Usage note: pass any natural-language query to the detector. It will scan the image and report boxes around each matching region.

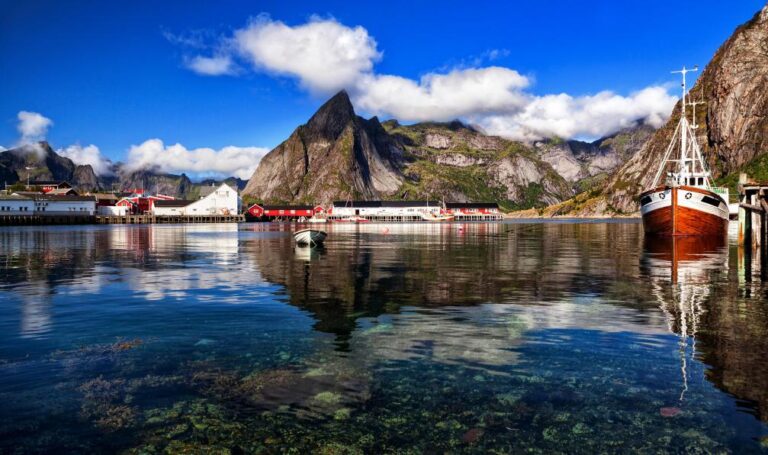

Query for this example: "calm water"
[1,221,767,453]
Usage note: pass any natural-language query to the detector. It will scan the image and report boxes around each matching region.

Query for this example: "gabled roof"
[47,188,78,196]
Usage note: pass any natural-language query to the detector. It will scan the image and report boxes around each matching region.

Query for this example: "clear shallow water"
[0,221,767,453]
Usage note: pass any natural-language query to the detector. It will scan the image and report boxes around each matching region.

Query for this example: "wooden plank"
[740,203,765,213]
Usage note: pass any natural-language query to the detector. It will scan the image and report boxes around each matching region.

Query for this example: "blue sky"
[0,0,764,179]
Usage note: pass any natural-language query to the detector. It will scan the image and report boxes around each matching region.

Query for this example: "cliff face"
[118,170,195,198]
[535,124,655,190]
[243,91,403,204]
[385,121,573,209]
[592,5,768,214]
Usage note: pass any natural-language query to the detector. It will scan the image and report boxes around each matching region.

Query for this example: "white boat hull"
[294,229,327,246]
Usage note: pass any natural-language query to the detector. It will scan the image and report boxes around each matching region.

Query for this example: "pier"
[738,174,768,280]
[0,214,245,226]
[95,214,245,224]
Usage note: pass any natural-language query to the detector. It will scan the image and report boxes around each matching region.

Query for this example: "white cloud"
[17,111,52,143]
[57,144,114,176]
[185,55,237,76]
[126,139,269,180]
[232,15,381,93]
[477,86,677,141]
[175,16,677,141]
[354,67,531,122]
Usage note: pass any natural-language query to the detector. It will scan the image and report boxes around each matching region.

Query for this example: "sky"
[0,0,765,180]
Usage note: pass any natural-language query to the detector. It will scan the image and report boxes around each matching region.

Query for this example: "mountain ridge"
[243,91,652,209]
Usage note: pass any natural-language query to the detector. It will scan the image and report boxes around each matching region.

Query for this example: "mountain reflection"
[0,222,767,427]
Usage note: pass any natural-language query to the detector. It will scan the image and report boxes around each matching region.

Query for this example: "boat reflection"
[642,235,728,402]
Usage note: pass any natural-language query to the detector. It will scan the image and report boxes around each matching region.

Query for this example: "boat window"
[701,195,722,207]
[698,177,704,185]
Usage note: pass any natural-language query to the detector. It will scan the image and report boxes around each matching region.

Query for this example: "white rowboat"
[294,229,327,246]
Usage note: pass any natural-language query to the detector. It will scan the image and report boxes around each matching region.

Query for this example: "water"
[0,221,767,453]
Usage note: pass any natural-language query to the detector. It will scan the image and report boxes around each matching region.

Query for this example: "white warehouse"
[152,183,240,217]
[3,194,96,215]
[33,195,97,215]
[0,195,35,214]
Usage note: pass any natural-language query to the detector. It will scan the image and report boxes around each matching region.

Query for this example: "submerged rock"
[659,407,681,418]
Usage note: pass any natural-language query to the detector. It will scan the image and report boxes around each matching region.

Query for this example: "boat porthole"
[685,192,692,199]
[659,192,665,199]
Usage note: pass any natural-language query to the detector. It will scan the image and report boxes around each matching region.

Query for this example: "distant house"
[116,194,175,214]
[29,181,72,193]
[151,183,240,216]
[329,201,442,219]
[247,204,317,220]
[46,188,79,196]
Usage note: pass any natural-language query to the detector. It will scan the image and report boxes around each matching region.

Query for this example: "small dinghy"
[294,229,327,246]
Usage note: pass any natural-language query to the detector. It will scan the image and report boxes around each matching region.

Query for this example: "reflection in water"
[642,236,728,403]
[0,222,767,452]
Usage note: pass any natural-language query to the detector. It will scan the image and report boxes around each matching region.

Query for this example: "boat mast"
[671,66,697,178]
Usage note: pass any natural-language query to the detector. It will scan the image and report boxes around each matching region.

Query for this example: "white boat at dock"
[294,229,327,246]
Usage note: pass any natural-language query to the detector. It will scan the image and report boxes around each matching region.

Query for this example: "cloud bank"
[57,144,115,176]
[179,16,677,141]
[125,139,269,180]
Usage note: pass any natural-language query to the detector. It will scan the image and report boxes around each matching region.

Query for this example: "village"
[0,180,504,224]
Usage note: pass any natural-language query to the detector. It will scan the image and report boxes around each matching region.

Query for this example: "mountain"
[534,124,655,193]
[0,142,244,199]
[243,91,636,209]
[550,5,768,216]
[243,90,403,204]
[0,142,101,190]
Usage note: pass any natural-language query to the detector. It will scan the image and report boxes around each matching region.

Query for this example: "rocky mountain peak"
[305,89,356,140]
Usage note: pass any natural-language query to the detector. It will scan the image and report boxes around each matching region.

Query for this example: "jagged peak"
[306,90,356,140]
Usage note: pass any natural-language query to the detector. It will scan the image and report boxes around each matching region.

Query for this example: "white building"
[0,195,35,214]
[32,195,97,215]
[330,201,442,220]
[152,183,240,216]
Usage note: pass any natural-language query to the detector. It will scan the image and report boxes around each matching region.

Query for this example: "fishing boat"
[294,229,327,246]
[334,215,370,223]
[639,66,729,236]
[420,212,455,222]
[307,216,327,224]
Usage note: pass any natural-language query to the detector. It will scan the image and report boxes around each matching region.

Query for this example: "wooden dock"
[738,174,768,280]
[95,214,245,224]
[0,214,245,226]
